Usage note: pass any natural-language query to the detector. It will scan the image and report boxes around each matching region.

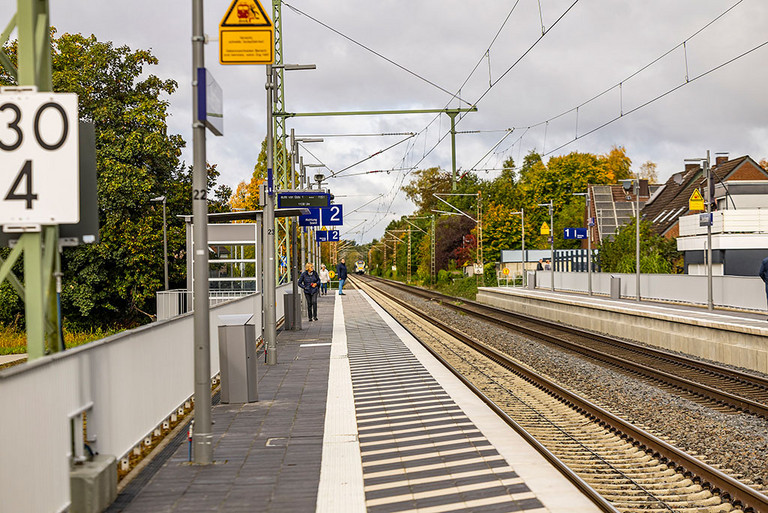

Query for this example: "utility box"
[218,314,258,403]
[527,271,536,290]
[610,276,621,299]
[70,454,117,513]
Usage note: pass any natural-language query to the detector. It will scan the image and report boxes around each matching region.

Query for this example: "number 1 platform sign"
[0,90,79,226]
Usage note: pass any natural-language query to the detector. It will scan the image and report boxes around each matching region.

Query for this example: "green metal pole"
[448,110,458,191]
[15,0,61,359]
[23,233,45,359]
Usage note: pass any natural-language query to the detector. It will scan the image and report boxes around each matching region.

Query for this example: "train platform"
[478,286,768,375]
[110,289,599,513]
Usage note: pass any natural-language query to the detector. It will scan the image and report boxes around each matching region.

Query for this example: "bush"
[437,269,451,285]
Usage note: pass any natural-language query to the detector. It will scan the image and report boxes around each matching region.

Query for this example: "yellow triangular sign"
[689,189,704,211]
[221,0,273,27]
[540,222,550,235]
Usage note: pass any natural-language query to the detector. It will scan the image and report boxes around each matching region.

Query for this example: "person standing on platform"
[319,264,330,296]
[336,258,348,295]
[536,259,544,271]
[299,262,320,321]
[759,256,768,319]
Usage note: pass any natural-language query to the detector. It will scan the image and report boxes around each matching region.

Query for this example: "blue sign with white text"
[316,230,340,242]
[321,204,343,226]
[299,207,321,227]
[563,227,588,240]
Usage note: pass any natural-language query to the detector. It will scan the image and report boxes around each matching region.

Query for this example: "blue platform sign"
[321,204,343,226]
[564,227,588,240]
[316,230,340,242]
[197,68,223,136]
[299,207,321,227]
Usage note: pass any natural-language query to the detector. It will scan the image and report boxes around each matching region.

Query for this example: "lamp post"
[150,196,168,290]
[265,64,315,363]
[289,133,324,330]
[191,0,211,465]
[537,201,554,291]
[572,192,592,296]
[510,209,525,287]
[621,179,641,301]
[685,153,713,310]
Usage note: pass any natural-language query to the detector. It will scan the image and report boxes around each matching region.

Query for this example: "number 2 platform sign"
[0,90,79,226]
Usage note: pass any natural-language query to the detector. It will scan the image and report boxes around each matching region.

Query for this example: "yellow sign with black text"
[219,0,274,65]
[540,222,550,235]
[689,189,704,211]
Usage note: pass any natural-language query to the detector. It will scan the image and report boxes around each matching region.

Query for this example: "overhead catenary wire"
[282,1,473,107]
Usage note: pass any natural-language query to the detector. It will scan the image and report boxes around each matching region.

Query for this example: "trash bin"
[610,276,621,299]
[527,271,536,290]
[218,314,258,403]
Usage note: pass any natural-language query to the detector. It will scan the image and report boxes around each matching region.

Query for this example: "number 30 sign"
[0,90,79,226]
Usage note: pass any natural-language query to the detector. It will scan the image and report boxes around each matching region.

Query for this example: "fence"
[0,283,292,513]
[156,289,257,320]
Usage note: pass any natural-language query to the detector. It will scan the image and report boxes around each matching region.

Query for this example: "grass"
[0,324,118,355]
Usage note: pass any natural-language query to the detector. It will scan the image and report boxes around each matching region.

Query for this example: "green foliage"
[437,269,451,285]
[1,32,231,329]
[600,219,680,273]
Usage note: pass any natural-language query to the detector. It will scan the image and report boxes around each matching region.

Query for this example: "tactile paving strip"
[344,292,548,513]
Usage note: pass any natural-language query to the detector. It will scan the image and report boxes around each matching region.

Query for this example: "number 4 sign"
[0,90,79,226]
[320,204,343,226]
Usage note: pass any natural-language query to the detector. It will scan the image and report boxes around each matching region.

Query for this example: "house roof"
[642,155,768,236]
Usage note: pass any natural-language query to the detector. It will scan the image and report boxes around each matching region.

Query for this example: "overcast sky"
[47,0,768,242]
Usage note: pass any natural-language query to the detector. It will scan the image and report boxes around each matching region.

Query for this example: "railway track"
[353,276,768,513]
[363,276,768,419]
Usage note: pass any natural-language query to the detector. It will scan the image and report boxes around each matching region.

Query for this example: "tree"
[2,32,230,328]
[637,161,658,183]
[602,145,632,182]
[600,219,680,273]
[401,167,452,214]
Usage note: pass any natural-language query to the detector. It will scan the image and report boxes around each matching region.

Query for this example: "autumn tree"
[636,161,658,182]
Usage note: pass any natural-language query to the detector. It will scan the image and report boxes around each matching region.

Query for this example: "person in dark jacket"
[759,256,768,319]
[299,262,321,321]
[336,258,348,295]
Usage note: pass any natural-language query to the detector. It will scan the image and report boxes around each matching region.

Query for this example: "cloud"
[48,0,768,243]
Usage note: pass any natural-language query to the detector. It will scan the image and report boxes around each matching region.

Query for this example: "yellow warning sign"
[220,0,274,65]
[540,222,550,235]
[689,189,704,211]
[502,267,510,276]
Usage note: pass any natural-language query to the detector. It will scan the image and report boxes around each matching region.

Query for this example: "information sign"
[320,204,343,226]
[277,192,330,209]
[315,230,340,242]
[219,0,274,65]
[0,90,79,225]
[689,189,704,211]
[298,207,320,227]
[563,227,587,239]
[197,68,223,136]
[699,213,713,227]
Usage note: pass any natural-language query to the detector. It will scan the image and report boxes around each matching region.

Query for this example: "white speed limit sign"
[0,89,79,226]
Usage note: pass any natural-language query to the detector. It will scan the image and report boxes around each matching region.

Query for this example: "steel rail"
[357,276,768,512]
[354,279,620,513]
[366,276,768,418]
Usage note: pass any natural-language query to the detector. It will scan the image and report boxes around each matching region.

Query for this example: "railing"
[679,209,768,236]
[532,271,765,312]
[0,283,293,513]
[156,289,257,321]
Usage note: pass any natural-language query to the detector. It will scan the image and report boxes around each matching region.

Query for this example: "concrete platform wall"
[477,287,768,375]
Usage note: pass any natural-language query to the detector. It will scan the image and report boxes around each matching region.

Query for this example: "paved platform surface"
[110,288,597,513]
